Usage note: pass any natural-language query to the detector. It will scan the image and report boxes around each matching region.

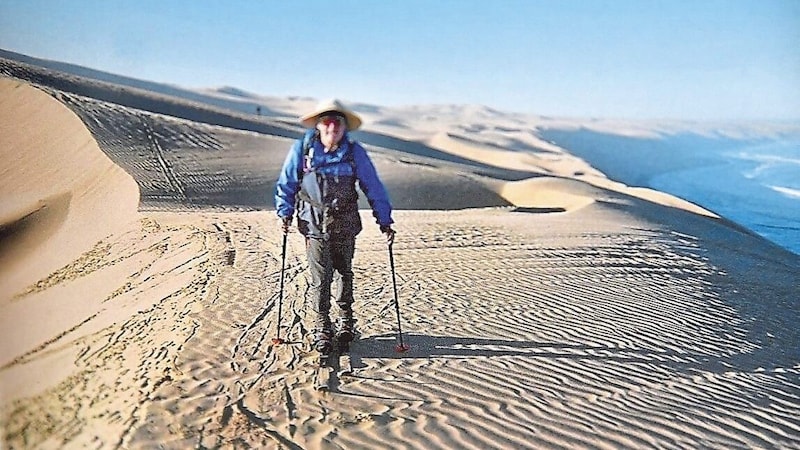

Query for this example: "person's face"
[316,114,347,149]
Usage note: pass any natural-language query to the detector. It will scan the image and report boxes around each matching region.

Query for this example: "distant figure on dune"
[275,99,395,353]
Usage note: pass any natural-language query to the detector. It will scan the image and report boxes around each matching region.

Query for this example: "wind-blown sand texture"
[1,57,799,449]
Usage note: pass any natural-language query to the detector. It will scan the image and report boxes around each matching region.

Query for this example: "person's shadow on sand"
[345,332,797,379]
[352,334,694,363]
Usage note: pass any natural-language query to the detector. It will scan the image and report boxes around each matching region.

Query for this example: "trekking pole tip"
[394,343,410,353]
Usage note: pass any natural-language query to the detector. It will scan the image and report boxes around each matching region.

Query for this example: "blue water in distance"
[539,129,800,255]
[649,140,800,255]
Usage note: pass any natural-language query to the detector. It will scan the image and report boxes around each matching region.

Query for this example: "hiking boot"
[335,318,356,343]
[313,329,333,354]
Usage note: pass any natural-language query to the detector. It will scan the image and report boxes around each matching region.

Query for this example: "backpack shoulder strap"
[300,129,318,175]
[302,129,317,153]
[301,130,358,174]
[343,136,358,172]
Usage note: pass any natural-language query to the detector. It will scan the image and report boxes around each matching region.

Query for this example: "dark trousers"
[305,236,355,331]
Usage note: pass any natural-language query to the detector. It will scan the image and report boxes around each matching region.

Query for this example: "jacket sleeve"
[352,142,394,227]
[274,139,303,218]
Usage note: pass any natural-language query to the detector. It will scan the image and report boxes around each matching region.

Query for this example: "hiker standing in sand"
[275,99,395,353]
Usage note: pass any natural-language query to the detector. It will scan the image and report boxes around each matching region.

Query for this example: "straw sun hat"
[299,99,363,131]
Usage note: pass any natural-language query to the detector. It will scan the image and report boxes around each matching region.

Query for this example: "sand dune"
[0,77,139,300]
[1,64,799,449]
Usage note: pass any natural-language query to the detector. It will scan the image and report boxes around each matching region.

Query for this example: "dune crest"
[0,78,140,301]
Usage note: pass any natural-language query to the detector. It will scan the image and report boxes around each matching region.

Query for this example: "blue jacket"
[275,130,393,238]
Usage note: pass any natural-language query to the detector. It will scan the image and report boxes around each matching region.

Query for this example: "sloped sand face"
[0,78,140,298]
[0,77,143,385]
[1,73,799,449]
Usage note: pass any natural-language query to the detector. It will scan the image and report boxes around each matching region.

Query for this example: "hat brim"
[300,105,362,131]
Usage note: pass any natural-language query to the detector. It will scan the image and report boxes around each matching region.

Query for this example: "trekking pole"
[388,241,410,353]
[272,232,288,345]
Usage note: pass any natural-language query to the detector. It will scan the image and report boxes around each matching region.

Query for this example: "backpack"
[295,130,362,238]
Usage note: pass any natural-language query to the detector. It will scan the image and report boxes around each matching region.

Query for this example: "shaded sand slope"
[0,77,139,299]
[42,87,516,212]
[1,69,799,449]
[0,54,299,139]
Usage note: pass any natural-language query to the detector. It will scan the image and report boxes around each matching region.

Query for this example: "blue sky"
[1,0,798,120]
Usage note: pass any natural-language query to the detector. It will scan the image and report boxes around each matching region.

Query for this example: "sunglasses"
[318,115,346,127]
